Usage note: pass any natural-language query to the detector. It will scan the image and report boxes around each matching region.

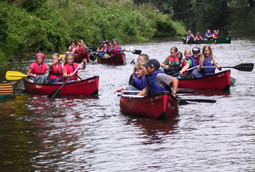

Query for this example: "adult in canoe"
[138,59,178,97]
[161,47,182,76]
[63,53,87,83]
[48,53,64,84]
[186,29,195,44]
[26,52,49,84]
[204,29,213,40]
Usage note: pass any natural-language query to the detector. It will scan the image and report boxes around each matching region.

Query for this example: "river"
[0,39,255,171]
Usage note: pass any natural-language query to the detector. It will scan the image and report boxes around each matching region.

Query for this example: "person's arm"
[161,57,169,68]
[27,68,36,78]
[171,77,178,97]
[137,86,149,96]
[79,59,87,70]
[179,63,190,75]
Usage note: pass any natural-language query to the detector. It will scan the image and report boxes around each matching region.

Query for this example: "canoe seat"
[0,84,13,95]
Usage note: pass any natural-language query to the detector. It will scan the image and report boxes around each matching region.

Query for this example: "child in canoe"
[27,52,49,84]
[213,29,219,39]
[48,53,64,84]
[194,32,202,41]
[197,45,221,77]
[161,46,182,76]
[178,48,192,79]
[186,29,195,44]
[179,47,201,78]
[114,63,147,93]
[138,59,178,97]
[63,53,87,83]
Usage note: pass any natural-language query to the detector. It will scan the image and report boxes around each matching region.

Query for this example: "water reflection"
[126,117,179,144]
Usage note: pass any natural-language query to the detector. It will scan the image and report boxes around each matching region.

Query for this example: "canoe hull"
[182,35,231,44]
[178,70,231,90]
[120,92,179,120]
[97,53,126,65]
[74,52,90,63]
[24,76,99,96]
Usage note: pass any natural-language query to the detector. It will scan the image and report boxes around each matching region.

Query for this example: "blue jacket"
[146,70,171,94]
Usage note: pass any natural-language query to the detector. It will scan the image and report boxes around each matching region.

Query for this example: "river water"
[0,39,255,171]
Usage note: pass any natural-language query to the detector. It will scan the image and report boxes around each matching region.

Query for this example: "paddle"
[164,65,198,77]
[177,97,216,105]
[5,71,28,80]
[201,63,254,72]
[48,62,84,98]
[110,49,141,54]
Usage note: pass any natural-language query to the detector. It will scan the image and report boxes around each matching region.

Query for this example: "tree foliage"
[0,0,186,67]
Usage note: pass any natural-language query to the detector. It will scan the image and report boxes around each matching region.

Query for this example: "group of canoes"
[2,38,254,120]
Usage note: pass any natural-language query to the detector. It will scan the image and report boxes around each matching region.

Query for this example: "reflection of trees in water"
[0,95,37,171]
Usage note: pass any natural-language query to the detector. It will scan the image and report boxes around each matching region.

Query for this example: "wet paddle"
[48,62,84,98]
[5,71,28,80]
[201,63,254,72]
[178,98,216,105]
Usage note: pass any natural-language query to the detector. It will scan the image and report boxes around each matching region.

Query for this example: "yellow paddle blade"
[60,54,65,59]
[5,71,28,80]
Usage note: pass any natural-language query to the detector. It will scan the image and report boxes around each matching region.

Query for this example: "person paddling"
[197,45,222,76]
[108,38,122,57]
[186,29,195,44]
[204,29,213,40]
[48,53,64,84]
[179,47,201,79]
[27,52,49,84]
[137,59,178,97]
[63,53,87,83]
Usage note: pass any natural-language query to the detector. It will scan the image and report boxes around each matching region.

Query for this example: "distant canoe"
[182,35,231,44]
[0,83,15,100]
[120,91,179,120]
[73,52,90,63]
[177,70,231,90]
[97,53,126,65]
[24,76,99,96]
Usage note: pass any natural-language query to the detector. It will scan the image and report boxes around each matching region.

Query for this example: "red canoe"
[97,53,126,65]
[178,70,231,90]
[120,91,179,120]
[74,52,90,63]
[24,76,99,96]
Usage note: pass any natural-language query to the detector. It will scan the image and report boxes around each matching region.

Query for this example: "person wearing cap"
[161,47,182,76]
[137,59,178,97]
[179,47,202,78]
[26,52,49,84]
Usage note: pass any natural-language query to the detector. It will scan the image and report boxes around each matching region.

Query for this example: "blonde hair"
[65,53,74,61]
[133,63,143,72]
[139,54,149,64]
[52,53,59,58]
[199,45,216,66]
[184,48,191,56]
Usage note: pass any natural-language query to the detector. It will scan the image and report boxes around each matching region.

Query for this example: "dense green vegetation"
[0,0,186,67]
[1,0,254,67]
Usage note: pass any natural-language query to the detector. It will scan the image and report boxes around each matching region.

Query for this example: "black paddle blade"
[47,90,59,98]
[132,50,142,54]
[234,63,254,71]
[178,98,216,105]
[89,52,98,61]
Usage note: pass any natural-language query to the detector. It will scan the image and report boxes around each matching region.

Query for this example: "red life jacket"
[31,62,48,76]
[48,64,63,80]
[169,55,180,65]
[63,63,79,81]
[213,33,218,39]
[109,45,121,55]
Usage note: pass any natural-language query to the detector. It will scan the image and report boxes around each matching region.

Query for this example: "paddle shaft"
[201,63,254,72]
[48,62,84,98]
